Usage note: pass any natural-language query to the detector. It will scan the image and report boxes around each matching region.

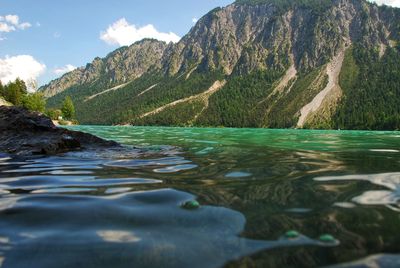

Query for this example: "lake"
[1,126,400,267]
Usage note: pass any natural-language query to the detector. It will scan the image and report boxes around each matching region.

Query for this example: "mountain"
[41,0,400,130]
[42,39,168,98]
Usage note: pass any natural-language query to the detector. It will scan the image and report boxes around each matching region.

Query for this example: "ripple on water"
[45,170,94,175]
[194,147,214,155]
[225,171,252,178]
[3,166,101,173]
[31,188,96,194]
[285,208,312,213]
[105,157,191,169]
[104,187,132,194]
[369,149,400,153]
[0,175,162,191]
[333,202,356,209]
[0,189,338,268]
[153,164,198,173]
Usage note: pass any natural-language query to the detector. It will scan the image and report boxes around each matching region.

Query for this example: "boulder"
[0,106,119,155]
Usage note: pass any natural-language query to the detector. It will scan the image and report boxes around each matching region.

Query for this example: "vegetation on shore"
[0,79,46,112]
[0,79,77,125]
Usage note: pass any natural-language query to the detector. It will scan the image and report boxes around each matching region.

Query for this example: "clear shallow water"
[1,126,400,267]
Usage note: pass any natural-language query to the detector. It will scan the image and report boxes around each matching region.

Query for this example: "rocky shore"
[0,106,119,155]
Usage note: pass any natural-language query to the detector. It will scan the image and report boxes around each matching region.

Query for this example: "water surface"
[1,126,400,267]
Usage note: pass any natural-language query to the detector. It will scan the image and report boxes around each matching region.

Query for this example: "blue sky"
[0,0,234,88]
[0,0,398,89]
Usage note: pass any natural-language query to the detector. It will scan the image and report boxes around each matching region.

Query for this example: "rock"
[0,106,119,155]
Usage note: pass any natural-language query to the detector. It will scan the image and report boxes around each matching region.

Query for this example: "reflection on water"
[97,230,141,243]
[315,173,400,211]
[1,126,400,267]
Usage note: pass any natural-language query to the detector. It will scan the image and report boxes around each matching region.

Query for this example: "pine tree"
[22,93,46,113]
[15,78,28,95]
[2,79,28,105]
[61,96,75,120]
[5,82,23,105]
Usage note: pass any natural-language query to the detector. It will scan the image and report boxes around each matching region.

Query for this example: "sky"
[0,0,399,90]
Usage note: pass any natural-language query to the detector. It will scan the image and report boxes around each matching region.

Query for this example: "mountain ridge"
[41,0,400,130]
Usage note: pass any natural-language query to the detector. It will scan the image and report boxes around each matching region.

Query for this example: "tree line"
[0,78,76,123]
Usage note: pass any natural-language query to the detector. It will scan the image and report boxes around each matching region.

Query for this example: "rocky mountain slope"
[42,39,167,98]
[41,0,400,130]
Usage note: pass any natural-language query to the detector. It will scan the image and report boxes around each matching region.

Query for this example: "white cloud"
[18,22,31,30]
[53,64,76,75]
[0,14,31,37]
[192,18,198,24]
[5,15,19,25]
[370,0,400,7]
[100,18,180,46]
[0,23,15,32]
[0,55,46,92]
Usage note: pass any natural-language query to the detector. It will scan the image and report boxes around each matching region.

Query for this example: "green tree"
[2,78,28,105]
[15,78,28,95]
[22,93,46,113]
[45,109,62,120]
[61,96,75,120]
[5,82,23,105]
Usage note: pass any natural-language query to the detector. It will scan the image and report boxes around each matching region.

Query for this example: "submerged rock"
[0,106,119,155]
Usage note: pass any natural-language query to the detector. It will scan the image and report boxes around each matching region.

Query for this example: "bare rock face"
[0,106,119,155]
[162,0,400,75]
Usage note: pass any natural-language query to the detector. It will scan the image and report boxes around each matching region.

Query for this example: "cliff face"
[165,0,399,73]
[41,0,400,129]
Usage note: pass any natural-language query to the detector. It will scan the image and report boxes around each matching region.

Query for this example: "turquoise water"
[1,126,400,267]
